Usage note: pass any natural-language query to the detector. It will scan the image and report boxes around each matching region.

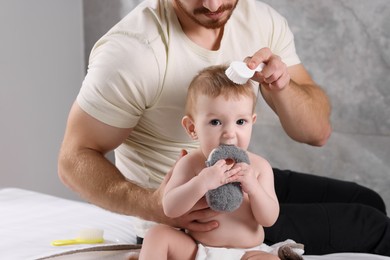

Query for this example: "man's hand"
[246,47,290,91]
[244,47,332,146]
[171,197,220,232]
[152,149,220,232]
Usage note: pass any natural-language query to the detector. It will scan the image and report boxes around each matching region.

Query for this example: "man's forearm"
[261,80,332,146]
[58,147,161,221]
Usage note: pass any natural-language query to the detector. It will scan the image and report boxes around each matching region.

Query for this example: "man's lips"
[204,10,224,19]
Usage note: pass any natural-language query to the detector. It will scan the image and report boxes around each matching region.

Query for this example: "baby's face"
[192,93,256,158]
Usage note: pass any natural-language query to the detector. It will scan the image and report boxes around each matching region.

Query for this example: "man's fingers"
[185,207,220,232]
[190,207,220,220]
[247,48,272,69]
[186,219,219,232]
[172,207,219,232]
[191,197,210,211]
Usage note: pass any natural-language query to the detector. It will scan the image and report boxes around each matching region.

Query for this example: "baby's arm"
[232,154,279,226]
[162,156,207,218]
[163,154,239,218]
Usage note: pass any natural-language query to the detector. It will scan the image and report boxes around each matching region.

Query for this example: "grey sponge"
[205,144,250,212]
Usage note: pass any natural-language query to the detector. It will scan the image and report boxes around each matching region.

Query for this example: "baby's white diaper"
[195,239,304,260]
[195,243,272,260]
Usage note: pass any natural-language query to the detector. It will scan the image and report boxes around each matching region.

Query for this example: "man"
[59,0,389,255]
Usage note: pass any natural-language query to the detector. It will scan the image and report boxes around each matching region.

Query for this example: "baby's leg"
[139,224,197,260]
[241,250,280,260]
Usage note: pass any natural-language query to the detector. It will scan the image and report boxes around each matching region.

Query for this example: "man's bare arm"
[58,102,158,217]
[58,102,218,231]
[249,48,332,146]
[261,64,331,146]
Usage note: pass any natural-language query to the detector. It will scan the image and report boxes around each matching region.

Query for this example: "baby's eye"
[236,119,246,125]
[210,119,222,126]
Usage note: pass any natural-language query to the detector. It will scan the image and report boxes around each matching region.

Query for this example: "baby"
[139,65,291,260]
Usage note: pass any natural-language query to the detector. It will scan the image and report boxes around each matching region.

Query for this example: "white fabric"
[196,243,271,260]
[0,188,137,260]
[77,0,301,188]
[1,188,390,260]
[195,239,304,260]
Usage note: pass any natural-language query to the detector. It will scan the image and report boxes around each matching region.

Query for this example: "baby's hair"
[185,64,257,116]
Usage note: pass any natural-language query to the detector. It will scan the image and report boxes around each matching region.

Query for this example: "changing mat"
[0,188,139,259]
[1,188,389,260]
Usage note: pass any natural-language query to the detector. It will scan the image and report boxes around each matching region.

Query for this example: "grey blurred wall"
[83,0,390,211]
[253,0,390,211]
[0,0,84,201]
[2,0,387,211]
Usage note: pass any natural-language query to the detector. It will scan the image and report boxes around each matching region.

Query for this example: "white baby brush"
[225,61,265,84]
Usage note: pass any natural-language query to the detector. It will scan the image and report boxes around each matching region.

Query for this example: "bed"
[1,188,389,260]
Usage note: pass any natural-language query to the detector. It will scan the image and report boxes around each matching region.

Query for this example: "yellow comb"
[51,228,104,246]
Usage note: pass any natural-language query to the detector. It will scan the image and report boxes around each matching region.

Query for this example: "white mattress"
[0,188,138,259]
[0,188,389,260]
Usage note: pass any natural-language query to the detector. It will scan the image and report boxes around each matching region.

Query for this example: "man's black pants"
[264,168,390,256]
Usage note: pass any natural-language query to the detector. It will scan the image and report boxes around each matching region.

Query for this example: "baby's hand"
[198,159,241,191]
[229,163,258,195]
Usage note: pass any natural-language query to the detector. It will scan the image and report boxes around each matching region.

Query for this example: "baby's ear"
[182,116,197,140]
[252,113,257,124]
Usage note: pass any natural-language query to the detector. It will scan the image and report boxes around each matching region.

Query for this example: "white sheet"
[1,188,389,260]
[0,188,137,259]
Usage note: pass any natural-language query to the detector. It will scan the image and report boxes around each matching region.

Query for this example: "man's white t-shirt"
[78,0,300,188]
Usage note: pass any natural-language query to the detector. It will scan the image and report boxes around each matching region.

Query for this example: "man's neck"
[185,26,224,51]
